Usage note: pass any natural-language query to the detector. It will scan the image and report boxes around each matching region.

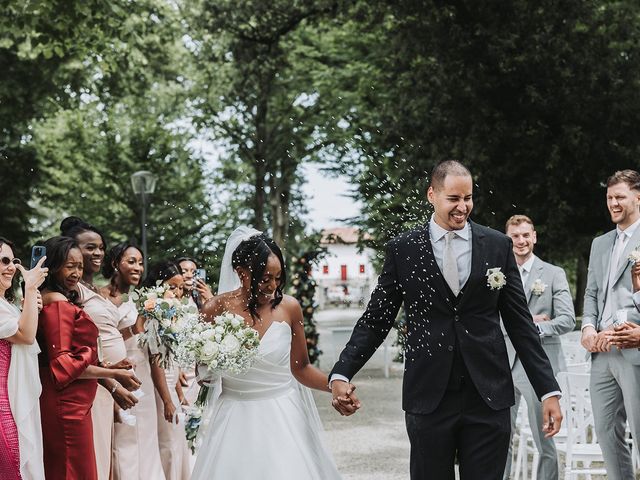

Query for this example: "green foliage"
[289,249,325,364]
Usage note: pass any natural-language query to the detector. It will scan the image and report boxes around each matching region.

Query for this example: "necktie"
[443,232,459,296]
[601,232,628,329]
[520,266,528,289]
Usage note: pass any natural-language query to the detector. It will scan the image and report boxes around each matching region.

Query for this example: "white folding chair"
[555,372,606,480]
[561,343,589,366]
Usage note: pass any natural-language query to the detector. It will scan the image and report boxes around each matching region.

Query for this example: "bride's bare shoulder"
[201,292,238,321]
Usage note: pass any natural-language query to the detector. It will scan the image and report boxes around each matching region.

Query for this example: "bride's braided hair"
[232,233,285,323]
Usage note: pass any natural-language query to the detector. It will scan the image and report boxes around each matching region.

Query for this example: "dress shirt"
[429,216,472,291]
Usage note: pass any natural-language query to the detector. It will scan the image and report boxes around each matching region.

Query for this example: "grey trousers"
[503,358,559,480]
[591,348,640,480]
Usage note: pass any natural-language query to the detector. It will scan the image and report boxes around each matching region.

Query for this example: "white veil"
[217,226,262,294]
[194,226,262,452]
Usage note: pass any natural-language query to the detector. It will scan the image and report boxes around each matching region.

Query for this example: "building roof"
[321,227,371,245]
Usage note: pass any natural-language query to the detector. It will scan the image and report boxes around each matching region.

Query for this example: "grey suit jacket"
[505,256,576,374]
[583,228,640,365]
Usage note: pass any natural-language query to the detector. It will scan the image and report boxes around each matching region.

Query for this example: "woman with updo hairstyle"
[100,243,166,480]
[143,261,190,480]
[192,230,342,479]
[37,236,141,480]
[61,217,138,479]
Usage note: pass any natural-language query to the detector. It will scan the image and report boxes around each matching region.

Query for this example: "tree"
[0,0,189,254]
[324,0,640,312]
[185,0,347,249]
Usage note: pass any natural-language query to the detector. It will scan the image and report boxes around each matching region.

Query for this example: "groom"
[330,161,562,479]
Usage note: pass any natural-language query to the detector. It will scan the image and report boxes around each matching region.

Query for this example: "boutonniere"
[486,267,506,290]
[628,247,640,263]
[531,279,547,296]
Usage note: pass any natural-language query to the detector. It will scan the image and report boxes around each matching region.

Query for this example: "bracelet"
[111,383,118,394]
[128,326,135,337]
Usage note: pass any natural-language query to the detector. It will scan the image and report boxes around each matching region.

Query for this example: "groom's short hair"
[607,169,640,191]
[505,215,534,232]
[429,160,472,191]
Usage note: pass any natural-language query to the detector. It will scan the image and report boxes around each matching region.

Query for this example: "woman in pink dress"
[102,243,166,480]
[0,237,47,480]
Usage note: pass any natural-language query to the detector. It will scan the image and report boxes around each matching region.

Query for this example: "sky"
[301,163,362,229]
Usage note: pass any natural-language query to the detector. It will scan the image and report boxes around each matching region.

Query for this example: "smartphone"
[30,245,46,269]
[195,268,207,283]
[192,268,207,302]
[22,245,47,296]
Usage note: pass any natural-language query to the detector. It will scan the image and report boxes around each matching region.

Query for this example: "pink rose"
[144,298,156,311]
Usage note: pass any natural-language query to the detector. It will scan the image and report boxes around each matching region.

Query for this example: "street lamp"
[131,171,157,272]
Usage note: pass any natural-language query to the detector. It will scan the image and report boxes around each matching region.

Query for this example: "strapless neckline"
[255,320,290,341]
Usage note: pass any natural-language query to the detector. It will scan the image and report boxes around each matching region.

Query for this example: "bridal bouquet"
[177,312,260,452]
[176,312,260,375]
[130,285,198,367]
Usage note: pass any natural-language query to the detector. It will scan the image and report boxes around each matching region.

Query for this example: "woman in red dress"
[37,236,141,480]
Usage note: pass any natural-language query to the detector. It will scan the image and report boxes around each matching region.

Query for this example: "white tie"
[601,232,628,329]
[443,232,459,296]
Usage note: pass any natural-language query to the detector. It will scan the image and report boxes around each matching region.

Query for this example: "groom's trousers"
[405,359,510,480]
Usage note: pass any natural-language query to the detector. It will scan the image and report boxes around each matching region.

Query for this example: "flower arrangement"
[531,278,547,296]
[176,312,260,452]
[129,285,197,367]
[628,249,640,263]
[183,403,203,454]
[176,311,260,375]
[486,267,507,290]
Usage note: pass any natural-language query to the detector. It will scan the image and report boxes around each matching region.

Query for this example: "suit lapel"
[612,226,640,286]
[419,224,453,302]
[525,258,543,304]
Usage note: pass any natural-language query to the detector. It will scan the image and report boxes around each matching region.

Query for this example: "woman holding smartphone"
[176,257,213,310]
[37,236,141,480]
[61,217,139,479]
[0,237,47,480]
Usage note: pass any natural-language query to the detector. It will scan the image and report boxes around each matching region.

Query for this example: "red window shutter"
[341,265,347,281]
[359,264,365,274]
[322,265,329,275]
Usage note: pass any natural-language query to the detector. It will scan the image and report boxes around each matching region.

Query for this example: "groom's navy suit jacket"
[331,221,560,414]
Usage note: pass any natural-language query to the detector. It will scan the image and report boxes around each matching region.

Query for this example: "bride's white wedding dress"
[191,320,342,479]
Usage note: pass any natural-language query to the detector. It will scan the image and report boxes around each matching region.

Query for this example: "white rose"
[215,333,222,343]
[200,341,220,362]
[230,316,242,328]
[215,316,225,325]
[486,267,506,290]
[214,325,225,335]
[220,334,241,354]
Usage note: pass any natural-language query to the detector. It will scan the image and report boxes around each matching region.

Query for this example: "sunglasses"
[0,257,21,266]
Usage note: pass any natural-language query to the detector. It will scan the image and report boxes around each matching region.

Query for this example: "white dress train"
[191,320,342,479]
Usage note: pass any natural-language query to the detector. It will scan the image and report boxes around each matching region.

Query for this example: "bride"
[191,227,345,479]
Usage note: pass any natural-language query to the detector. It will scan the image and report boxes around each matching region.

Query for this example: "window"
[322,265,329,275]
[359,264,365,274]
[341,265,347,281]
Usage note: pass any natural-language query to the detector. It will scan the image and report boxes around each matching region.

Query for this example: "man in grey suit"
[581,169,640,480]
[502,215,575,480]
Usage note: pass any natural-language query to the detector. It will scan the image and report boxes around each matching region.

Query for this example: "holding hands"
[607,322,640,349]
[330,380,361,416]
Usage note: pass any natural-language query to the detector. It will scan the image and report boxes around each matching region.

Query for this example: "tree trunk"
[252,94,269,231]
[575,251,588,318]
